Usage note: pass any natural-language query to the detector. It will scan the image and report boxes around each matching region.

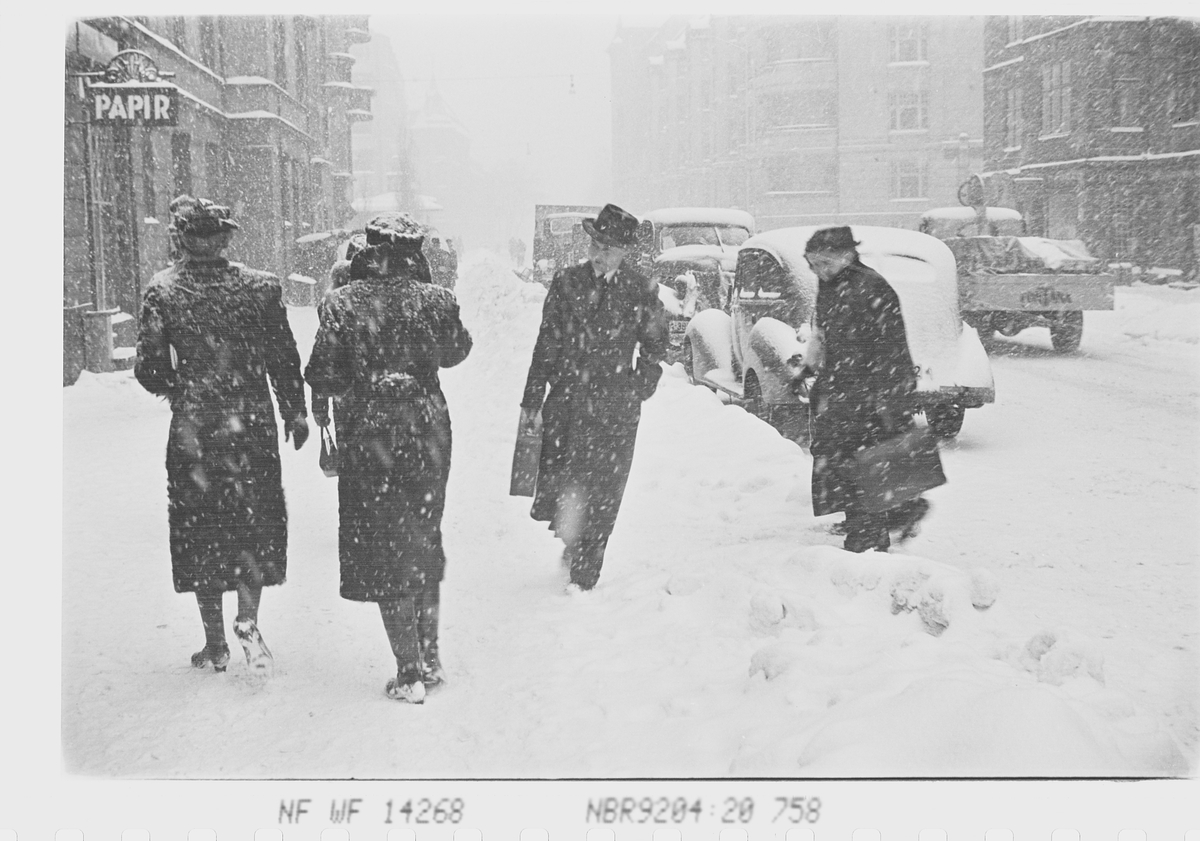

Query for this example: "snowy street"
[61,253,1198,777]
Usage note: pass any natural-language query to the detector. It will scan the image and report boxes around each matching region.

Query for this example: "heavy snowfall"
[61,251,1197,778]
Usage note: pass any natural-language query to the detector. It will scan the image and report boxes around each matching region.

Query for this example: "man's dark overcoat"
[810,258,917,515]
[521,261,669,547]
[305,272,472,602]
[135,257,307,593]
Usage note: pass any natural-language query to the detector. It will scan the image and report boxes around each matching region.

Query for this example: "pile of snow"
[59,249,1190,777]
[1118,285,1200,344]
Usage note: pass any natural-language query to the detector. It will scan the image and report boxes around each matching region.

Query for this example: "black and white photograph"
[47,9,1199,784]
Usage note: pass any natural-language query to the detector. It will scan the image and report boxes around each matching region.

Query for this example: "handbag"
[846,426,946,513]
[509,414,542,497]
[319,426,339,478]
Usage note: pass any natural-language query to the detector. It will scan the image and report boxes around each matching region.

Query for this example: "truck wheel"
[926,403,965,439]
[964,312,995,340]
[1050,311,1083,353]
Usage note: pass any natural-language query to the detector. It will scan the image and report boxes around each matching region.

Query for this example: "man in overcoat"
[520,203,669,591]
[805,226,929,553]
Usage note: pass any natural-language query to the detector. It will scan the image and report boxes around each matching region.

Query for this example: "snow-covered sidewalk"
[61,254,1194,777]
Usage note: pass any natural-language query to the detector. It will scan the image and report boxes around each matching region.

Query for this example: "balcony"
[326,52,356,84]
[322,81,374,113]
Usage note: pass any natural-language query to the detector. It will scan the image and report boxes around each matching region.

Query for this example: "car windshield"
[659,224,751,250]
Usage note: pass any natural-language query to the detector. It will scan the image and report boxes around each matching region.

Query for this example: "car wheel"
[1050,311,1083,353]
[926,403,965,439]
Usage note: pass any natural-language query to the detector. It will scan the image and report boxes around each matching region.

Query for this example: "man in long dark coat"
[806,226,928,553]
[135,196,309,674]
[520,203,669,591]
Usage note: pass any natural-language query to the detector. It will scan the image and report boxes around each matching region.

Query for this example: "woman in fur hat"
[305,212,473,704]
[135,195,309,675]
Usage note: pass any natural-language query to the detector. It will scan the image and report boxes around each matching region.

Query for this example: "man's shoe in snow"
[421,648,446,690]
[190,642,230,672]
[233,619,273,675]
[386,669,426,704]
[565,581,594,595]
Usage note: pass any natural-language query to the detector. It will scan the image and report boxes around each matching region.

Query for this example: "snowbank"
[1118,285,1200,344]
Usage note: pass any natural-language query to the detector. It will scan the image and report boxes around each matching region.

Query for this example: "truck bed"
[960,273,1117,312]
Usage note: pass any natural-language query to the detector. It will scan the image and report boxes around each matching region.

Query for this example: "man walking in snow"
[520,203,669,591]
[805,225,930,553]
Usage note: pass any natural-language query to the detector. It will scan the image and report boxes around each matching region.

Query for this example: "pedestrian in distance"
[134,195,309,676]
[519,203,669,592]
[305,212,473,705]
[804,226,931,553]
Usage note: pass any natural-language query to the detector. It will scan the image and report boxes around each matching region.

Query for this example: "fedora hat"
[582,203,639,249]
[805,226,860,253]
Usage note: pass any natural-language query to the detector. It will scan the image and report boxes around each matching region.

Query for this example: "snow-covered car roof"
[741,226,966,389]
[654,244,740,272]
[642,207,755,229]
[920,206,1024,223]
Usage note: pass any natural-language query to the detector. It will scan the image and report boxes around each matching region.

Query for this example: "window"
[1167,77,1197,123]
[171,132,192,198]
[891,158,928,199]
[141,131,157,218]
[198,17,218,71]
[765,153,836,193]
[889,91,928,130]
[273,17,289,91]
[1007,16,1024,44]
[204,143,224,202]
[1005,86,1023,147]
[889,22,927,62]
[1113,78,1144,126]
[1041,61,1072,135]
[761,89,837,130]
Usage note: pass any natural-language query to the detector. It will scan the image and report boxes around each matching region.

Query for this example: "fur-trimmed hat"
[169,195,239,235]
[365,212,425,246]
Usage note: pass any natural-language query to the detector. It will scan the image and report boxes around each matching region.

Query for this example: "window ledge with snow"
[887,61,930,68]
[1003,146,1022,154]
[889,129,930,136]
[890,197,929,203]
[765,190,835,196]
[1172,121,1199,129]
[1109,127,1145,133]
[1038,132,1070,141]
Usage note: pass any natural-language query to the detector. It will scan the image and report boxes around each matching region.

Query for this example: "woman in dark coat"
[305,212,472,704]
[805,226,926,553]
[135,195,309,674]
[520,203,669,592]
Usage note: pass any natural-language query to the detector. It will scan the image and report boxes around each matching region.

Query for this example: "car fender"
[746,317,806,406]
[684,308,733,380]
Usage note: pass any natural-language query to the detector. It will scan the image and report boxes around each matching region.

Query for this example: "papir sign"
[91,87,178,126]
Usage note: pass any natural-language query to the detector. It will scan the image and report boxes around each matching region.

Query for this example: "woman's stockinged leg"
[380,597,426,703]
[233,579,272,673]
[417,583,444,686]
[236,581,262,623]
[192,590,231,671]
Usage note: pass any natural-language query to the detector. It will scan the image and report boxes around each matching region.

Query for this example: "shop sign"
[87,50,178,127]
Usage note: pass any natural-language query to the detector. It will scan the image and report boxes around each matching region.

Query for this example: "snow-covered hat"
[582,204,639,249]
[805,226,859,253]
[169,195,239,235]
[365,212,425,246]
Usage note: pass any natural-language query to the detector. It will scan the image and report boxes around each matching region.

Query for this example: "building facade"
[64,15,373,384]
[981,16,1199,271]
[609,16,985,230]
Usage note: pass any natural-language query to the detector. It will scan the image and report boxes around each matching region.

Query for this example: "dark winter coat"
[134,257,307,593]
[305,272,472,602]
[521,261,669,545]
[810,258,917,516]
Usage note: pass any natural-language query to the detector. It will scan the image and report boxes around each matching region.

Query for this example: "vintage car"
[531,204,602,286]
[637,207,755,363]
[684,226,995,441]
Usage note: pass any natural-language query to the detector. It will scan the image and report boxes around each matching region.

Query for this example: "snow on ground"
[61,253,1195,777]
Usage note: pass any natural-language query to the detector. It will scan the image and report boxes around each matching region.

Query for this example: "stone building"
[980,16,1199,272]
[64,15,373,384]
[609,16,985,230]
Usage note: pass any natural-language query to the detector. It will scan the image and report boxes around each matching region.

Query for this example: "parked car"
[684,225,995,441]
[531,204,602,286]
[637,207,755,364]
[919,204,1118,353]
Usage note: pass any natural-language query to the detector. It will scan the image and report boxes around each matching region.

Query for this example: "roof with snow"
[643,207,755,229]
